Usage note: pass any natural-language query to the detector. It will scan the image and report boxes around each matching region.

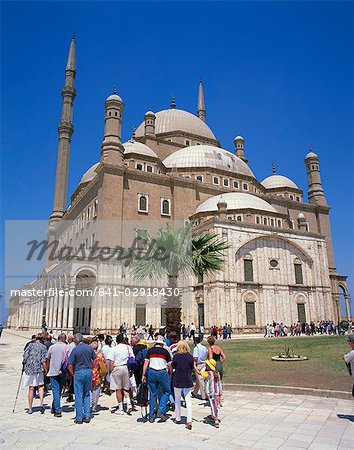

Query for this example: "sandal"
[185,422,192,430]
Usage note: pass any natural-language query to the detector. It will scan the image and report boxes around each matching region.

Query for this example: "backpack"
[126,345,138,372]
[136,382,149,407]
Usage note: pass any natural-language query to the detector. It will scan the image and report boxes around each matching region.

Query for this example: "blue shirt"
[67,342,96,371]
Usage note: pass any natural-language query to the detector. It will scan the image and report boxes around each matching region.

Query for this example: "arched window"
[138,194,148,213]
[263,217,267,225]
[136,163,143,171]
[277,219,281,227]
[146,166,153,173]
[256,216,260,225]
[270,218,275,227]
[294,259,303,284]
[236,215,242,221]
[244,255,254,282]
[161,198,171,216]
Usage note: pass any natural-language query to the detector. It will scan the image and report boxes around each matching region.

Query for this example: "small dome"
[106,93,123,102]
[135,108,216,140]
[80,162,99,184]
[196,192,277,214]
[145,110,155,117]
[163,145,255,177]
[123,141,158,158]
[305,151,318,159]
[297,212,306,221]
[234,135,244,141]
[261,174,299,190]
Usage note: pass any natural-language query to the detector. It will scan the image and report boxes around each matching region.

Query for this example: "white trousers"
[174,387,193,423]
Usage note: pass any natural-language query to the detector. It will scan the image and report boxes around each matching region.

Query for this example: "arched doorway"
[339,284,351,320]
[73,270,96,334]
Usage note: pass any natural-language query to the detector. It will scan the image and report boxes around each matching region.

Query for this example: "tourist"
[97,334,105,352]
[192,336,208,400]
[67,333,97,424]
[107,333,134,415]
[90,339,106,412]
[169,331,179,356]
[207,336,226,379]
[199,324,205,341]
[172,340,194,430]
[101,335,113,394]
[135,339,149,386]
[22,333,47,414]
[222,324,228,340]
[344,334,354,397]
[227,324,232,339]
[200,358,222,428]
[190,323,196,343]
[147,324,154,340]
[142,335,172,422]
[46,333,68,417]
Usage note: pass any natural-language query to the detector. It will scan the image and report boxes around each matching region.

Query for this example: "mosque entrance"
[73,271,95,334]
[297,303,306,323]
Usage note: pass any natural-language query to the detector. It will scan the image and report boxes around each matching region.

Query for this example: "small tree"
[131,222,229,335]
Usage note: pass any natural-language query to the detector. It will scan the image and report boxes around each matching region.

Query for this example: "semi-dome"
[135,108,216,140]
[196,192,277,214]
[163,145,255,177]
[123,141,158,158]
[80,162,99,184]
[261,174,299,190]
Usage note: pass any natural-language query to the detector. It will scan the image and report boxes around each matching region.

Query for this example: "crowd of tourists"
[263,320,353,338]
[21,329,226,429]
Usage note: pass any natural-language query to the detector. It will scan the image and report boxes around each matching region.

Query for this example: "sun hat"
[138,339,148,347]
[205,358,216,371]
[154,335,165,345]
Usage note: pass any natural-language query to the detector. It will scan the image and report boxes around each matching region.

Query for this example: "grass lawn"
[207,336,353,391]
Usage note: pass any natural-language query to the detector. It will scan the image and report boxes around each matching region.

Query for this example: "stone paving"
[0,330,353,449]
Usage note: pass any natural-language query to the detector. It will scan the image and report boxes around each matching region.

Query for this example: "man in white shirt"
[192,336,208,399]
[344,334,354,397]
[107,334,134,414]
[46,333,68,417]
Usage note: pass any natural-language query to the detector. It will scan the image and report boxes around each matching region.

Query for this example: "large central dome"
[135,108,216,140]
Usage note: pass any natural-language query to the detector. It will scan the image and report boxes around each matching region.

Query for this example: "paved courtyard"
[0,330,353,450]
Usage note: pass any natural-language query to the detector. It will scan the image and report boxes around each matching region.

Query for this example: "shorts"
[110,365,130,391]
[23,372,44,387]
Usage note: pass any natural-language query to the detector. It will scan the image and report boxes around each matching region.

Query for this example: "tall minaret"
[305,147,327,206]
[100,86,125,164]
[50,35,76,222]
[197,79,206,122]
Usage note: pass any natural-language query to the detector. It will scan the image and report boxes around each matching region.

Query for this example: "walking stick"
[12,368,24,413]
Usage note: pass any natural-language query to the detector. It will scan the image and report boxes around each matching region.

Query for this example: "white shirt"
[193,343,208,364]
[101,344,112,359]
[344,349,354,379]
[106,343,133,367]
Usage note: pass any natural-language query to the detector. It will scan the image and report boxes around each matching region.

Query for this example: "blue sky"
[1,1,353,321]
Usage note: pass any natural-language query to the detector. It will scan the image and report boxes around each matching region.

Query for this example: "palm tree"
[131,222,229,335]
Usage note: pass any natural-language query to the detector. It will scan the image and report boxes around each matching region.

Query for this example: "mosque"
[7,36,351,334]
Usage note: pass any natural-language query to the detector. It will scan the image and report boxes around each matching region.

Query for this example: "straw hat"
[205,358,216,371]
[138,339,148,347]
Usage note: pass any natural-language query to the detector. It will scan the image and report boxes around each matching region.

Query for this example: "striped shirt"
[145,344,171,370]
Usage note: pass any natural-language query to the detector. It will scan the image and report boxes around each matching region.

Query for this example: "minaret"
[100,86,125,164]
[144,110,156,136]
[197,79,206,122]
[234,135,248,163]
[50,35,76,221]
[305,146,327,206]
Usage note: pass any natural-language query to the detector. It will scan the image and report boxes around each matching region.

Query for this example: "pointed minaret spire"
[272,162,276,174]
[50,35,77,222]
[132,125,136,140]
[197,79,206,122]
[171,95,176,109]
[113,84,117,94]
[66,34,76,71]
